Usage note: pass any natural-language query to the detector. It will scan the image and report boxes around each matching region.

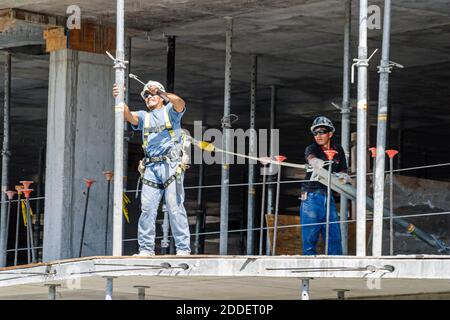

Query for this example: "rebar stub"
[20,180,34,189]
[259,157,271,166]
[15,185,24,195]
[274,155,287,162]
[103,171,114,181]
[21,189,33,199]
[369,147,377,158]
[84,178,96,188]
[5,190,17,200]
[386,149,399,159]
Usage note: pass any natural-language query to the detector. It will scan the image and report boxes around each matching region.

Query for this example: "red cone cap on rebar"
[15,185,24,194]
[274,155,287,162]
[323,149,338,161]
[103,171,114,181]
[84,179,95,188]
[5,190,16,200]
[21,189,33,199]
[20,180,33,189]
[259,157,271,166]
[369,147,377,158]
[386,149,399,159]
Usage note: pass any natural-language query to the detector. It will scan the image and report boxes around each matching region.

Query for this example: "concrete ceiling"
[0,0,449,243]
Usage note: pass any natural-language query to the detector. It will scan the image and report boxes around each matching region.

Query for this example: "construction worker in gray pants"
[113,81,191,256]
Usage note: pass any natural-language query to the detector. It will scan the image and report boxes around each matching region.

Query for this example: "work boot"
[133,250,155,257]
[176,250,191,256]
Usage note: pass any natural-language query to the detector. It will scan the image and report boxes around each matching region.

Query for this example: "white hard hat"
[140,80,166,99]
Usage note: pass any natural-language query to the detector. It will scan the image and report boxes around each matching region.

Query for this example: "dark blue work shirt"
[300,141,348,193]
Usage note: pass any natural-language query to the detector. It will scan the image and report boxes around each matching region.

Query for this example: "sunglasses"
[313,129,330,136]
[142,91,159,99]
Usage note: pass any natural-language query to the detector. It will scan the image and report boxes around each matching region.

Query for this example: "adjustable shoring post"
[272,155,287,256]
[134,285,150,300]
[367,147,377,253]
[300,278,313,300]
[4,190,16,262]
[104,276,116,300]
[386,150,399,256]
[103,171,113,255]
[258,158,270,255]
[14,185,23,265]
[79,179,95,258]
[323,150,337,255]
[45,283,61,300]
[21,187,35,263]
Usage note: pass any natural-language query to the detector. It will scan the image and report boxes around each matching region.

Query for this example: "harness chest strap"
[142,105,178,151]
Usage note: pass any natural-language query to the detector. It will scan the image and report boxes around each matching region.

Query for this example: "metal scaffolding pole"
[0,52,11,267]
[356,0,369,256]
[266,85,277,255]
[112,0,125,256]
[266,86,277,215]
[220,17,233,255]
[372,0,392,256]
[34,145,45,256]
[247,54,257,255]
[123,36,132,188]
[340,0,352,256]
[194,156,205,254]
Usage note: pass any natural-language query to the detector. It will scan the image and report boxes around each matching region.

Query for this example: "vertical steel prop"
[258,158,270,255]
[103,171,113,255]
[21,188,35,263]
[272,155,286,256]
[34,146,45,252]
[367,147,377,253]
[373,0,396,257]
[112,0,126,257]
[300,278,312,300]
[20,181,34,262]
[323,150,337,255]
[386,149,398,256]
[79,179,95,258]
[14,185,23,265]
[220,16,233,255]
[4,190,16,262]
[356,0,369,257]
[340,0,352,256]
[247,54,257,255]
[194,158,205,255]
[0,52,12,268]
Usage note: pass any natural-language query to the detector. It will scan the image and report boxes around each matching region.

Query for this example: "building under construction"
[0,0,449,300]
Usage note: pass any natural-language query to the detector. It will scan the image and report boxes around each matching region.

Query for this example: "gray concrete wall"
[43,49,114,262]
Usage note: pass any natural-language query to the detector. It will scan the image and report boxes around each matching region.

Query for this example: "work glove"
[308,157,325,171]
[138,159,146,177]
[335,172,351,184]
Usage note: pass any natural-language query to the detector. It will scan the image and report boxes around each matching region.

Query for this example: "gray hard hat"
[310,116,335,133]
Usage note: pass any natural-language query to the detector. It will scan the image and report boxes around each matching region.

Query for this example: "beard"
[146,99,159,109]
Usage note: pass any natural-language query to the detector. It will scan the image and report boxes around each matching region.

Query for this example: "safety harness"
[140,105,188,189]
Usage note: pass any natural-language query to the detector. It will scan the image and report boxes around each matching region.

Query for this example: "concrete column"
[43,49,115,262]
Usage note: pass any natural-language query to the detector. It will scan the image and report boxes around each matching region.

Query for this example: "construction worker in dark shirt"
[300,116,349,255]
